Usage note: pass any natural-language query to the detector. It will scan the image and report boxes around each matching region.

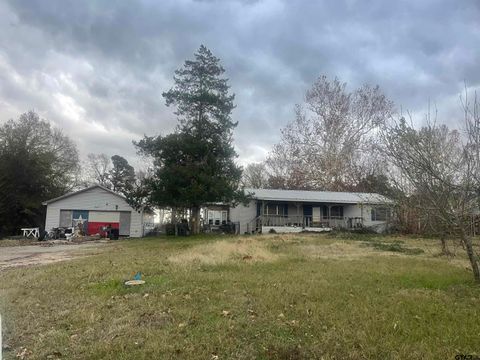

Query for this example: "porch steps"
[246,216,262,234]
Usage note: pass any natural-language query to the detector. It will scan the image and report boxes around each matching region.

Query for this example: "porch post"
[261,201,265,227]
[328,205,331,227]
[296,203,301,227]
[360,203,364,226]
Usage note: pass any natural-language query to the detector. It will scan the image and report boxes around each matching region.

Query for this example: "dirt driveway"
[0,241,109,270]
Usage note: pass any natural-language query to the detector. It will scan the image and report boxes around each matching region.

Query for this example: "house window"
[264,204,285,216]
[208,210,228,225]
[321,206,329,219]
[371,207,389,221]
[330,206,344,218]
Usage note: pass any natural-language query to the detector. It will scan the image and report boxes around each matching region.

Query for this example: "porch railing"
[261,215,305,227]
[261,215,357,229]
[245,215,364,233]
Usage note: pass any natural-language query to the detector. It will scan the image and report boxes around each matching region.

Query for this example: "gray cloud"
[1,0,479,167]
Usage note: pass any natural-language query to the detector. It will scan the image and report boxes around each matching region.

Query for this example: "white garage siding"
[44,186,145,237]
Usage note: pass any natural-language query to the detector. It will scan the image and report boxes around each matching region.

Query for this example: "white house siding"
[229,200,257,234]
[45,187,144,237]
[343,204,362,219]
[343,203,389,232]
[361,204,390,232]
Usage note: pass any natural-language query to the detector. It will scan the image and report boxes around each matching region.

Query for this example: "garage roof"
[245,188,392,204]
[42,184,126,205]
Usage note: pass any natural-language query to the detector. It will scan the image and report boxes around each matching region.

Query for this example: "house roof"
[245,188,392,204]
[42,184,127,205]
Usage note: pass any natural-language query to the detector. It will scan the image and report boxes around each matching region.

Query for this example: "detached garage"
[43,185,148,237]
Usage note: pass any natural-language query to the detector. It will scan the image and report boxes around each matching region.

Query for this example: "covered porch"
[248,201,364,233]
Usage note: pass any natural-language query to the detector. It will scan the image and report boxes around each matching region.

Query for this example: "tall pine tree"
[135,45,243,234]
[110,155,135,195]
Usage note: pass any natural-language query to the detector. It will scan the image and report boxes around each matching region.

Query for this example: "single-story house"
[43,185,152,237]
[226,188,393,234]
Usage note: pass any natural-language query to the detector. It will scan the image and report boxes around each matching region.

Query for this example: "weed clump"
[362,240,424,255]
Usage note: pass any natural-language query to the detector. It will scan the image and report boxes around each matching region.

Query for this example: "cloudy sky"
[0,0,479,167]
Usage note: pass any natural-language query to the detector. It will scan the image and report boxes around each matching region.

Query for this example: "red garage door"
[87,211,120,235]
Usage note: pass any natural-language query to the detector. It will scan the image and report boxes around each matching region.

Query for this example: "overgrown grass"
[1,233,479,359]
[361,239,425,255]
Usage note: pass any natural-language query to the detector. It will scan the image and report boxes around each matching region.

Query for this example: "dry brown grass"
[167,234,434,265]
[299,241,381,260]
[391,236,474,269]
[168,237,280,265]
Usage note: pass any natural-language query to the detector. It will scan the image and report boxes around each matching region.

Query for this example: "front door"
[312,207,321,225]
[303,205,312,227]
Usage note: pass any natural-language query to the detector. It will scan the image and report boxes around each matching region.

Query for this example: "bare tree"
[382,111,480,282]
[242,162,269,188]
[266,76,393,190]
[84,153,111,187]
[462,87,480,206]
[462,88,480,280]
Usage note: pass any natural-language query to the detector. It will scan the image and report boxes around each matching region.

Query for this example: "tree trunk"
[172,207,178,236]
[191,206,201,235]
[440,233,450,256]
[460,230,480,282]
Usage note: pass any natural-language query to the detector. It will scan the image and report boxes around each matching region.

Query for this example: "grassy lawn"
[1,233,479,359]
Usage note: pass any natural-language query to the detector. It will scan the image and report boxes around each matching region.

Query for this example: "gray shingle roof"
[42,184,126,205]
[245,188,392,204]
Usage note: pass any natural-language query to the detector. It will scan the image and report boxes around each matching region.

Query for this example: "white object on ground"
[302,227,332,232]
[21,228,39,239]
[124,280,145,286]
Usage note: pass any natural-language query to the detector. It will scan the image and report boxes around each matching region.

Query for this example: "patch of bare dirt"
[0,243,108,270]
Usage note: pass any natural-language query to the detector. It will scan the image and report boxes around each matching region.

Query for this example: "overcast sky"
[0,0,479,167]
